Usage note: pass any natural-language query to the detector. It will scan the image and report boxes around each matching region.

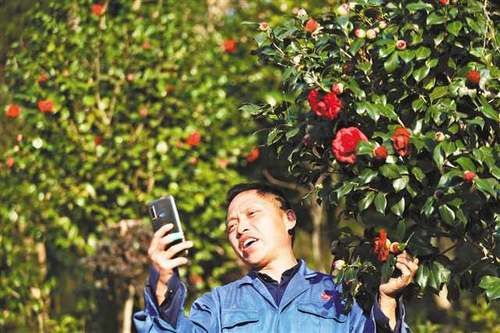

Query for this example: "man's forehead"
[226,190,279,214]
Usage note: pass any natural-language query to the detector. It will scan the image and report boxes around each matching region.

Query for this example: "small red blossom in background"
[6,157,15,169]
[308,89,342,120]
[142,41,151,50]
[223,39,237,53]
[466,70,480,85]
[332,127,368,164]
[189,157,198,165]
[391,127,411,157]
[396,39,407,50]
[217,159,229,168]
[139,107,148,118]
[246,147,260,162]
[37,99,54,113]
[304,19,319,33]
[463,170,476,183]
[91,3,105,16]
[38,73,48,84]
[186,131,201,147]
[126,73,135,82]
[94,135,103,146]
[439,0,449,5]
[5,104,21,118]
[259,22,270,31]
[373,146,388,160]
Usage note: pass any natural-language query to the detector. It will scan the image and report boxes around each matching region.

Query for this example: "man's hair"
[226,182,295,242]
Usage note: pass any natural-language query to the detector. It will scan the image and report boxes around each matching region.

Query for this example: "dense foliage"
[249,0,499,310]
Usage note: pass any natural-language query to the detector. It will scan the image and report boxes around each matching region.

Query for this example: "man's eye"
[227,224,236,232]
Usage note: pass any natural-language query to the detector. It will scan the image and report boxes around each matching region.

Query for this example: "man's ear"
[285,209,297,230]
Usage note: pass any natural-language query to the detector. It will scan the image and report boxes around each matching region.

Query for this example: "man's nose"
[236,218,250,237]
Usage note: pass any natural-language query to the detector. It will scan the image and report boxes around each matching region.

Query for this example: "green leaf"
[358,168,378,184]
[430,86,448,102]
[399,50,415,63]
[285,127,300,140]
[357,141,375,156]
[412,167,426,183]
[427,12,446,26]
[455,157,476,172]
[475,178,497,199]
[393,176,409,193]
[413,65,430,82]
[380,164,400,179]
[427,261,451,291]
[479,275,500,300]
[391,197,405,217]
[349,38,365,55]
[412,98,425,112]
[381,255,396,283]
[433,144,445,170]
[421,197,435,217]
[447,21,462,36]
[478,97,499,121]
[406,2,433,12]
[240,104,261,116]
[438,204,455,225]
[415,46,431,60]
[267,128,281,145]
[359,191,376,211]
[384,52,400,73]
[336,182,355,198]
[374,192,387,214]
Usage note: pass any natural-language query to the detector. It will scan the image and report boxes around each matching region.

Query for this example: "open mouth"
[241,238,258,250]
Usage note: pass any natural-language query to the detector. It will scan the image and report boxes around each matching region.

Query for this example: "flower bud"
[434,131,445,142]
[354,28,366,38]
[396,39,407,50]
[463,170,476,183]
[366,29,377,40]
[259,22,270,31]
[336,4,349,16]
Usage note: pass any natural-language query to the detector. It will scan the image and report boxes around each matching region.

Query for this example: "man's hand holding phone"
[147,223,193,305]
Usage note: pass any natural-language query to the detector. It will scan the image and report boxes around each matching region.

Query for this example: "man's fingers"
[165,240,194,259]
[154,223,175,239]
[156,255,189,271]
[159,232,185,248]
[396,255,419,274]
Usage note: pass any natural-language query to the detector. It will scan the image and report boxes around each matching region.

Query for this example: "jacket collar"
[236,259,318,310]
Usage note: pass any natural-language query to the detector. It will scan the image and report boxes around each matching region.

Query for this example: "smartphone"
[148,195,186,247]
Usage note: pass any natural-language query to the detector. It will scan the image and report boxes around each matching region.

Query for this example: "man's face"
[226,190,295,268]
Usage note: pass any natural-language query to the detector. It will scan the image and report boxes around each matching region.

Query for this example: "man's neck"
[257,253,298,282]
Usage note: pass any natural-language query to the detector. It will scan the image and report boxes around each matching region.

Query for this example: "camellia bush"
[248,0,499,310]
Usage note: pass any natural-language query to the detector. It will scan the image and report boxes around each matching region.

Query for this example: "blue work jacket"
[134,260,409,332]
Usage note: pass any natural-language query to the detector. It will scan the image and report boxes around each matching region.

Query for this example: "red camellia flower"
[373,146,388,160]
[304,19,319,33]
[308,89,342,120]
[439,0,449,4]
[463,170,476,183]
[91,3,105,16]
[186,131,201,147]
[466,70,480,85]
[391,127,411,157]
[37,99,54,113]
[6,157,15,169]
[223,39,237,53]
[246,147,260,163]
[373,229,390,262]
[396,39,407,50]
[5,104,21,118]
[38,73,48,84]
[332,127,368,164]
[94,135,103,146]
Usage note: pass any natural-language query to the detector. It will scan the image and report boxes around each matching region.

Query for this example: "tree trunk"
[308,193,327,272]
[36,242,48,333]
[121,284,136,333]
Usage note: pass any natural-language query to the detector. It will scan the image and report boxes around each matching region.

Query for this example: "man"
[134,183,419,332]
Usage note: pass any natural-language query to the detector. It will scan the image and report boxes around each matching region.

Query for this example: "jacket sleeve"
[133,270,220,333]
[347,295,410,333]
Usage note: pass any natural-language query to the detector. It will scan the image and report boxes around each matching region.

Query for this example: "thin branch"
[262,168,308,195]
